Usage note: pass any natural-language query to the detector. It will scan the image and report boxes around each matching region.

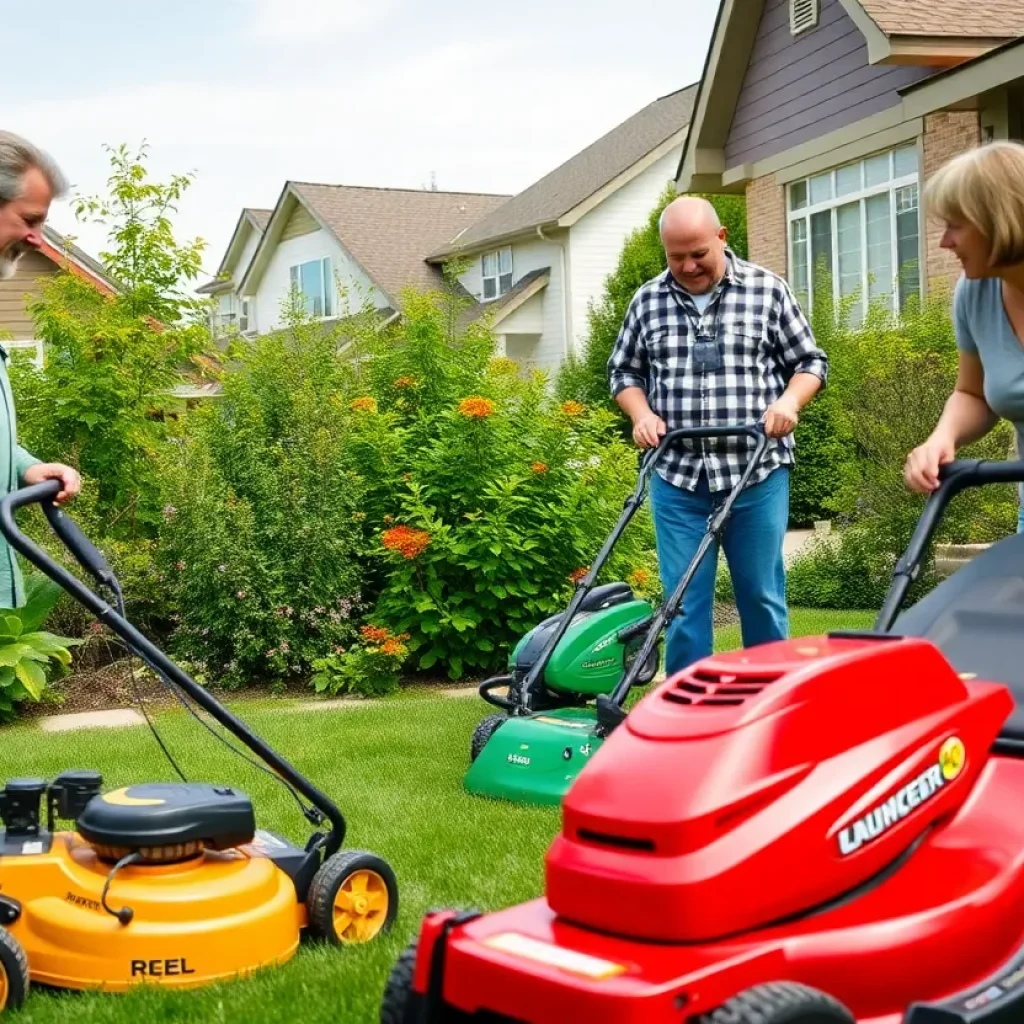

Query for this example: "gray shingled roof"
[290,183,511,304]
[43,225,119,292]
[247,208,273,230]
[427,84,698,261]
[859,0,1024,37]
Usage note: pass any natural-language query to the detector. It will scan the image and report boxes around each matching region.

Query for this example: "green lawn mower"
[463,422,771,807]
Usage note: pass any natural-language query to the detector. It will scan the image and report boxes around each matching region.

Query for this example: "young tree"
[11,142,214,537]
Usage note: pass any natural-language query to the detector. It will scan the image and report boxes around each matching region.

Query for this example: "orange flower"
[350,396,377,413]
[531,462,548,474]
[561,400,586,417]
[394,376,416,388]
[382,524,432,559]
[458,396,496,419]
[628,568,651,589]
[380,638,408,657]
[569,566,589,584]
[360,625,391,643]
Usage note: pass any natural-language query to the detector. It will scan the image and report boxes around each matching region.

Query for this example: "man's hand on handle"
[23,463,82,506]
[632,412,667,450]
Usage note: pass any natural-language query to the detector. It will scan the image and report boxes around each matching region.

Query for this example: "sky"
[5,0,718,286]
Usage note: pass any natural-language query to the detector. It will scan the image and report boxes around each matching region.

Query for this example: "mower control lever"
[876,457,1024,631]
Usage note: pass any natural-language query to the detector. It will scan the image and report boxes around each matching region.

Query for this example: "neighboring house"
[198,185,510,338]
[426,85,698,373]
[199,84,699,378]
[676,0,1024,321]
[0,226,117,366]
[195,207,271,336]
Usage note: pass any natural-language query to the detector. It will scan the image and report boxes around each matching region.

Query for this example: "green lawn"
[0,607,874,1023]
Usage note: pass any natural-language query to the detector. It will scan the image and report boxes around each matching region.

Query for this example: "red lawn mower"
[380,457,1024,1023]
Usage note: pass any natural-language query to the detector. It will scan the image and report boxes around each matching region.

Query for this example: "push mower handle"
[876,457,1024,631]
[639,422,767,482]
[0,479,349,857]
[0,479,118,592]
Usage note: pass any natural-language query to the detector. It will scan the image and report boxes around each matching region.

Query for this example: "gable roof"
[240,182,510,310]
[856,0,1024,39]
[197,207,273,295]
[40,226,119,296]
[427,84,699,261]
[675,0,1024,194]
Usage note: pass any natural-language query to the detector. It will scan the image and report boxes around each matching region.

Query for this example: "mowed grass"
[0,607,874,1024]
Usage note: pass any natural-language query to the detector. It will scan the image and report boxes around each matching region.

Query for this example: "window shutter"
[790,0,818,34]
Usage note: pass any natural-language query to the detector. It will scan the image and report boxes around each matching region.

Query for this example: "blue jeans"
[649,466,790,676]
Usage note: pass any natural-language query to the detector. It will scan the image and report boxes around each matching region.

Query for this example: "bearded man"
[0,131,81,606]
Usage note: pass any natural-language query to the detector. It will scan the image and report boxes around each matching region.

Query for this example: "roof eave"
[425,221,563,264]
[674,0,763,192]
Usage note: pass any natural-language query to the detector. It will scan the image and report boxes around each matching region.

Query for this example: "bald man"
[608,196,828,673]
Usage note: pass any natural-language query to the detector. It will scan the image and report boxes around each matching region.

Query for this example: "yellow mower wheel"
[308,849,398,945]
[0,926,29,1013]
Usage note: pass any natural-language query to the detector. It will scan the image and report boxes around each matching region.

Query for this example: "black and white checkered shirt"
[608,250,828,493]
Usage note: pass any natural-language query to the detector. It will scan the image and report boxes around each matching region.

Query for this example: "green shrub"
[156,304,368,689]
[310,625,409,698]
[0,573,82,721]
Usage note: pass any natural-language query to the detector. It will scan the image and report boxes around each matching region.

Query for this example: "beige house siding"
[745,173,788,278]
[0,250,56,340]
[922,109,982,297]
[280,204,319,242]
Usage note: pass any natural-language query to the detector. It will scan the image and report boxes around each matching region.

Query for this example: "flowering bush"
[342,285,657,680]
[310,624,409,697]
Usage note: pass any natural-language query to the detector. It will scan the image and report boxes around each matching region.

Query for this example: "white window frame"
[790,0,819,34]
[786,144,922,321]
[481,246,513,301]
[6,339,44,368]
[289,257,334,319]
[239,297,250,333]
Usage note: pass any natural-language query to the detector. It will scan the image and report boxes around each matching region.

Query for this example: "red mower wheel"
[379,936,418,1024]
[699,982,855,1023]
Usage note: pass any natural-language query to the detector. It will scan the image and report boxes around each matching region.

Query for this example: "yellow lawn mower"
[0,479,398,1011]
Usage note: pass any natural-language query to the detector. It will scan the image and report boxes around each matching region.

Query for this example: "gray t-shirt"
[953,274,1024,461]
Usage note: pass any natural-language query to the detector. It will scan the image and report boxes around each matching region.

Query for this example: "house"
[426,84,698,372]
[0,226,117,365]
[199,84,699,377]
[196,207,271,336]
[675,0,1024,320]
[198,185,511,339]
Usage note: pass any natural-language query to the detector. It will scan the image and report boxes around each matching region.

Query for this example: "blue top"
[953,275,1024,457]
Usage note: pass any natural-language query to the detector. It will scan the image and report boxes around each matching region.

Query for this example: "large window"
[788,143,920,321]
[482,247,513,300]
[289,257,334,318]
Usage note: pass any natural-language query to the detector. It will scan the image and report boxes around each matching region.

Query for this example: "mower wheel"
[699,981,855,1024]
[0,926,29,1012]
[470,713,506,762]
[379,936,419,1024]
[307,849,399,945]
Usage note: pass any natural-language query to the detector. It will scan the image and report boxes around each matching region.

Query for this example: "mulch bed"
[19,604,744,720]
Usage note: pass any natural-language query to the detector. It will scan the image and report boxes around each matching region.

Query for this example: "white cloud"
[12,27,689,279]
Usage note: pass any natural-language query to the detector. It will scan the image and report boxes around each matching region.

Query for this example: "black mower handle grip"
[0,479,117,590]
[875,456,1024,632]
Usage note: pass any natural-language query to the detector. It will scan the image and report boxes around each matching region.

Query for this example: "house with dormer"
[676,0,1024,320]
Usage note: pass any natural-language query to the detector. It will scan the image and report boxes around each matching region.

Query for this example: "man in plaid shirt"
[608,196,828,674]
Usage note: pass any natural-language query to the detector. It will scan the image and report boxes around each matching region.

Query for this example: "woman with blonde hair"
[904,139,1024,530]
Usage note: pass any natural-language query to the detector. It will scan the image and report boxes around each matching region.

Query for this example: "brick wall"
[745,173,787,277]
[922,110,981,297]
